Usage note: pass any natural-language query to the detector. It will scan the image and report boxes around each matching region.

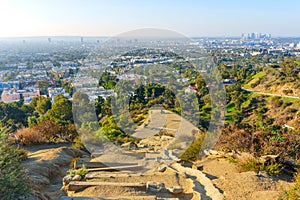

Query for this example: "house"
[1,88,20,103]
[1,88,40,104]
[185,84,198,94]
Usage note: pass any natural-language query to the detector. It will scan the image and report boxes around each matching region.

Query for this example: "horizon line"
[1,35,300,39]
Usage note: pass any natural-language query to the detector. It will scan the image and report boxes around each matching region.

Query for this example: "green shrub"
[0,128,30,199]
[250,79,261,88]
[280,172,300,200]
[240,158,263,173]
[287,108,298,113]
[264,163,282,175]
[271,97,283,107]
[75,165,89,177]
[68,165,88,177]
[71,137,86,150]
[282,102,293,109]
[227,157,238,164]
[283,89,293,95]
[240,158,282,175]
[69,157,81,168]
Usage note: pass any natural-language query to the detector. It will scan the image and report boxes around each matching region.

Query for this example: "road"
[241,87,300,99]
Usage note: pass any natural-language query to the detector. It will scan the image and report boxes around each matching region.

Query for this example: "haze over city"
[1,0,300,38]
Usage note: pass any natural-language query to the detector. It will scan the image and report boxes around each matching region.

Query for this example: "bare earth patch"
[195,156,293,200]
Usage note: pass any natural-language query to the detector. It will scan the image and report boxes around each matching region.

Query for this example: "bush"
[71,137,86,151]
[16,127,44,144]
[282,102,293,109]
[287,108,298,113]
[75,165,89,177]
[283,89,293,95]
[68,165,88,177]
[240,157,263,173]
[250,79,261,88]
[16,121,78,145]
[271,97,283,108]
[0,128,30,199]
[264,163,282,175]
[239,157,282,175]
[280,172,300,200]
[95,127,125,141]
[216,123,300,160]
[215,125,252,152]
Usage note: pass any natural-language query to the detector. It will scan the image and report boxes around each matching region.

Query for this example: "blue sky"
[0,0,299,37]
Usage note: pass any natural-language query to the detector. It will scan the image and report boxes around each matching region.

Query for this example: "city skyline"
[0,0,300,38]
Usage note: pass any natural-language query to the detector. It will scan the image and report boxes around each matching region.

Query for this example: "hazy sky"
[0,0,300,37]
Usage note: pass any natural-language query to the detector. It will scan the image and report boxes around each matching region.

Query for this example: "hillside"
[243,59,300,97]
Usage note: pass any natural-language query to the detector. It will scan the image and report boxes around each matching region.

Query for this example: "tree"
[47,95,73,125]
[73,91,96,125]
[95,96,105,118]
[37,80,49,96]
[196,74,208,96]
[30,96,52,116]
[0,102,31,130]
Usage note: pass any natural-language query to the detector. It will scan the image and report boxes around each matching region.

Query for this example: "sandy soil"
[195,156,293,200]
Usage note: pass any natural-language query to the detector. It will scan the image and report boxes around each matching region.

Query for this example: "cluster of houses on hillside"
[1,88,40,104]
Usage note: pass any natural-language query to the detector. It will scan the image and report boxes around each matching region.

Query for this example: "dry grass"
[15,127,45,144]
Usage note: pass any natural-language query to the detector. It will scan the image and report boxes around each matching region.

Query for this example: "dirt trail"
[23,109,295,200]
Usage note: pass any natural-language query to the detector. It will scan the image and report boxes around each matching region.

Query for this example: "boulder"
[62,175,73,186]
[72,174,82,181]
[208,150,219,155]
[146,181,165,192]
[168,186,184,194]
[121,142,138,150]
[157,165,167,172]
[259,155,279,163]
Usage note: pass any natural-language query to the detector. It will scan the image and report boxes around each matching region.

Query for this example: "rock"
[258,171,269,178]
[180,160,194,168]
[146,181,165,191]
[23,190,50,200]
[137,143,148,148]
[72,174,82,181]
[259,155,279,163]
[157,165,167,172]
[168,186,184,194]
[147,187,161,192]
[208,150,219,155]
[63,175,73,186]
[204,149,210,156]
[192,165,198,170]
[225,152,235,157]
[161,135,173,141]
[149,147,155,151]
[30,175,50,189]
[121,142,138,150]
